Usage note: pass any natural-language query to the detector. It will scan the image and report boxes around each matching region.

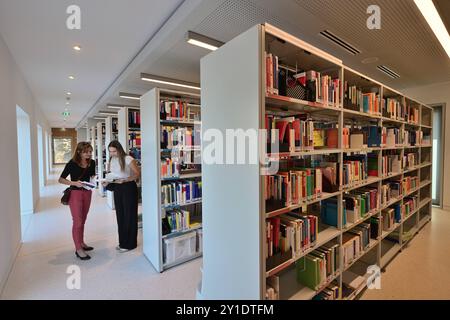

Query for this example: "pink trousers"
[68,189,92,250]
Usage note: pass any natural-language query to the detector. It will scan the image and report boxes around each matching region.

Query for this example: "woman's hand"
[102,181,109,187]
[72,181,84,188]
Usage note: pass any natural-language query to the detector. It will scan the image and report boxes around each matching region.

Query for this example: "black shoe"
[75,251,91,260]
[82,246,94,251]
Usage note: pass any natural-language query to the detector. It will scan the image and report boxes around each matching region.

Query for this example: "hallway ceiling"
[0,0,449,128]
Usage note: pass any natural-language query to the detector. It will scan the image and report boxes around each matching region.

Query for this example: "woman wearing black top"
[58,142,96,260]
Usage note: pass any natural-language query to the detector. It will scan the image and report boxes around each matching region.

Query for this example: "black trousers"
[113,181,138,250]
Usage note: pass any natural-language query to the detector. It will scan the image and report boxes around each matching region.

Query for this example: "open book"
[81,181,96,190]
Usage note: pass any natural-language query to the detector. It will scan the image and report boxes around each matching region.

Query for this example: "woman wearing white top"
[104,140,141,252]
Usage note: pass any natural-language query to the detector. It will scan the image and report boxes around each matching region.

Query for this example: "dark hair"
[108,140,127,171]
[72,142,93,166]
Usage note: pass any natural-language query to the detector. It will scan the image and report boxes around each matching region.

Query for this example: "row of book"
[296,241,340,290]
[128,132,141,149]
[112,118,118,133]
[161,158,180,178]
[381,205,401,231]
[402,196,419,219]
[312,282,340,300]
[382,98,407,121]
[265,169,321,206]
[160,100,200,122]
[403,152,418,169]
[342,225,371,266]
[343,155,368,186]
[160,126,200,149]
[344,84,381,115]
[163,209,191,234]
[265,53,342,107]
[161,181,202,206]
[265,114,339,153]
[266,213,318,262]
[344,188,379,225]
[265,163,340,208]
[406,105,420,124]
[381,181,402,206]
[381,154,402,176]
[404,130,423,146]
[403,176,419,194]
[128,110,141,128]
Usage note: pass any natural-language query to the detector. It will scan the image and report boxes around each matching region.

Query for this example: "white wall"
[403,81,450,209]
[0,33,50,293]
[76,127,87,143]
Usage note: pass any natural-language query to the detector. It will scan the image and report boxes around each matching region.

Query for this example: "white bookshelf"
[105,116,118,209]
[199,23,432,300]
[141,88,202,272]
[96,121,106,196]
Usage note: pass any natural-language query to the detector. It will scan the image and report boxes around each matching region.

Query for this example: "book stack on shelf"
[96,121,107,196]
[105,115,119,209]
[200,23,433,300]
[141,88,202,273]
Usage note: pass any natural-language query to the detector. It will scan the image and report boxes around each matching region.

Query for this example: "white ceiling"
[0,0,184,127]
[1,0,449,128]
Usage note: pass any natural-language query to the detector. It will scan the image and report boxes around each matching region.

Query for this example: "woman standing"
[59,142,96,260]
[104,140,141,252]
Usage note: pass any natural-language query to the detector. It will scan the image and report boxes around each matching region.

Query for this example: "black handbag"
[61,162,91,205]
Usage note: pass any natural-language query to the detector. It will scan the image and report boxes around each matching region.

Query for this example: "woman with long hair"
[104,140,141,252]
[59,142,96,260]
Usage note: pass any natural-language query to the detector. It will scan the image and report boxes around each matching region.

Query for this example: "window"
[53,137,73,164]
[432,104,444,207]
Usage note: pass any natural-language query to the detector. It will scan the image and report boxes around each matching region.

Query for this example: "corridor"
[0,169,202,300]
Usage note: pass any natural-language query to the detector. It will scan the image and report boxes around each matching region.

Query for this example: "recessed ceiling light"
[140,73,201,90]
[73,45,81,51]
[66,92,71,95]
[119,92,141,100]
[69,75,75,80]
[414,0,450,58]
[186,31,223,51]
[107,104,123,109]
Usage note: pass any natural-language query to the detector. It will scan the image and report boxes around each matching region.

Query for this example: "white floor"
[0,169,202,300]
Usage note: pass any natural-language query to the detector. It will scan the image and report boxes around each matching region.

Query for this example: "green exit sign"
[62,111,71,117]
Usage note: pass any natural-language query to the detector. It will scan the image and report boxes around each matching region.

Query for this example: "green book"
[297,255,321,290]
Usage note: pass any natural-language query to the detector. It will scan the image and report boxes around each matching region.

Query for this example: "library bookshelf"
[199,23,432,300]
[96,121,106,196]
[118,106,142,207]
[141,88,203,272]
[89,125,99,189]
[105,115,118,209]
